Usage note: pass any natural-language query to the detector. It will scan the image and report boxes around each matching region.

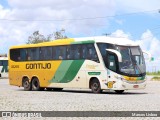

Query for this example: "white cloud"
[0,0,117,53]
[111,29,131,38]
[136,30,160,59]
[115,0,160,13]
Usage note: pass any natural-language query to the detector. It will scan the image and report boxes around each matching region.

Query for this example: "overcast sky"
[0,0,160,71]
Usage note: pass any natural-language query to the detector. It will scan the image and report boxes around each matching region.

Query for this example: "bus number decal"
[11,65,19,68]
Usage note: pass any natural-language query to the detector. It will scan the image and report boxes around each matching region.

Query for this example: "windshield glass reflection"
[116,45,146,75]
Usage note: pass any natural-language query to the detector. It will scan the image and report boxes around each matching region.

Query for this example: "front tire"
[91,79,102,93]
[32,78,41,91]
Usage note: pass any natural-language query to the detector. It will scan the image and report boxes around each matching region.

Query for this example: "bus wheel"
[114,90,124,94]
[32,78,40,91]
[53,88,63,91]
[91,79,102,93]
[23,78,31,91]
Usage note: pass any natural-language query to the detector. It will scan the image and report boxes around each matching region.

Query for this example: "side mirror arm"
[142,51,153,61]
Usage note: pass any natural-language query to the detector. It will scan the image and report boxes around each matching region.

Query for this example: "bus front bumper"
[102,80,147,90]
[111,80,147,90]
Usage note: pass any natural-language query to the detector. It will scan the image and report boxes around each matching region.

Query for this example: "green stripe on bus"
[50,60,84,83]
[71,40,95,44]
[59,60,84,83]
[137,76,145,80]
[88,72,101,75]
[49,61,73,83]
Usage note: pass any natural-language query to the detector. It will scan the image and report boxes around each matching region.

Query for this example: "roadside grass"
[151,76,160,81]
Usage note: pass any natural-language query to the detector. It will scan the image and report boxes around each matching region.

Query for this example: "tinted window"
[108,54,117,72]
[81,45,87,59]
[10,49,20,61]
[97,43,114,66]
[3,60,8,66]
[10,43,99,62]
[20,49,27,61]
[40,47,52,60]
[59,46,66,59]
[0,60,8,66]
[86,44,98,61]
[70,45,81,60]
[28,48,39,60]
[66,46,71,59]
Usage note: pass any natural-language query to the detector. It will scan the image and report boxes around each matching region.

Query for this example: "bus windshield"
[97,43,146,76]
[116,45,146,75]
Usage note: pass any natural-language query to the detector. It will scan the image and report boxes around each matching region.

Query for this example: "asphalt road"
[0,76,160,119]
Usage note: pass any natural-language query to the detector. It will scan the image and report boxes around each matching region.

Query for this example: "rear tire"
[32,78,41,91]
[114,90,124,94]
[90,78,102,93]
[23,78,31,91]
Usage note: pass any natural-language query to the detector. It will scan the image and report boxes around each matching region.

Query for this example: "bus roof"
[0,57,8,60]
[10,36,138,49]
[75,36,138,46]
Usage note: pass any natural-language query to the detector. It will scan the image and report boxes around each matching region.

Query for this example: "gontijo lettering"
[26,63,51,69]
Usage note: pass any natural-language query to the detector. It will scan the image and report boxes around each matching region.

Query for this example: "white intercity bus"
[9,36,147,93]
[0,54,8,78]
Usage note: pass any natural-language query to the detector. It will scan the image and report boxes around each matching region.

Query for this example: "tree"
[54,29,67,40]
[27,29,68,44]
[27,31,50,44]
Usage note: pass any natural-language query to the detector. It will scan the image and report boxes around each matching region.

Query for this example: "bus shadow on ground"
[16,88,147,95]
[57,90,148,95]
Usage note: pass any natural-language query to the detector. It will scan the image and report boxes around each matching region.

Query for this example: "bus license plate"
[133,85,139,88]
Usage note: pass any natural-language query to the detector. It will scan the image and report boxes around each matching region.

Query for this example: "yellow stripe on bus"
[10,38,75,49]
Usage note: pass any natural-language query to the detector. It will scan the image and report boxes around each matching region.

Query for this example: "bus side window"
[40,47,52,60]
[10,49,20,61]
[27,49,31,60]
[20,49,27,61]
[33,48,39,60]
[60,46,66,60]
[55,47,60,60]
[107,53,117,72]
[86,44,99,62]
[47,47,52,60]
[70,45,75,60]
[66,46,71,59]
[52,47,56,60]
[3,60,8,66]
[55,46,66,60]
[81,45,87,59]
[74,45,81,59]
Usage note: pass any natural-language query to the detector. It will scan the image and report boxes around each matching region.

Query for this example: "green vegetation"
[146,71,160,75]
[27,29,68,44]
[151,76,160,81]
